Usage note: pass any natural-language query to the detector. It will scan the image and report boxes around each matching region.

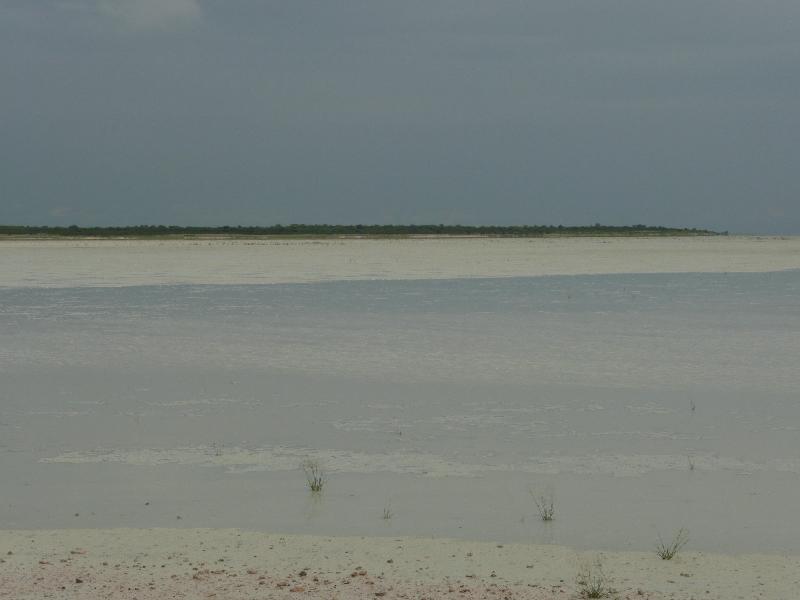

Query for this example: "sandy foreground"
[1,236,799,288]
[1,529,797,600]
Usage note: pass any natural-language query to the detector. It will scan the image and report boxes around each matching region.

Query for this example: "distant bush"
[0,224,721,238]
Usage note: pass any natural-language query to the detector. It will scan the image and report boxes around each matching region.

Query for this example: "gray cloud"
[0,1,798,232]
[97,0,202,30]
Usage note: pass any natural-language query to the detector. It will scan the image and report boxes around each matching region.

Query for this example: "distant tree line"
[0,224,721,237]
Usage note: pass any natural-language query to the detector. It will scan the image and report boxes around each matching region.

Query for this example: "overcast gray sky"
[1,0,798,233]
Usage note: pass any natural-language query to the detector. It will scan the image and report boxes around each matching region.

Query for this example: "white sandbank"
[1,236,798,288]
[1,529,797,599]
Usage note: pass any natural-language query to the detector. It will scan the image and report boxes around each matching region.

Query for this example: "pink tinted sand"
[4,529,798,600]
[0,552,655,600]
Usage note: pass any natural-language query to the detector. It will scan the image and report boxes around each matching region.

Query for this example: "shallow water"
[2,272,799,552]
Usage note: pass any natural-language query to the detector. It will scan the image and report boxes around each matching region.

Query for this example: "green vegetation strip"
[0,224,721,237]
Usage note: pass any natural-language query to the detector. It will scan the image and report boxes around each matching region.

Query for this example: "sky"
[1,1,799,233]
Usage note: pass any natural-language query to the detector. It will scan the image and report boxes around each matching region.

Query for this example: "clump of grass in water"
[301,459,326,493]
[207,442,224,457]
[529,488,555,521]
[656,528,689,560]
[382,501,393,520]
[576,559,615,598]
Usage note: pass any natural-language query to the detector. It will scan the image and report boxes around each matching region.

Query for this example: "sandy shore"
[1,529,797,599]
[1,236,798,288]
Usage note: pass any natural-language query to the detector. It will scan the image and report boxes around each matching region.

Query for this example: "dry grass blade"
[576,559,614,598]
[301,458,326,492]
[656,528,689,560]
[529,488,555,521]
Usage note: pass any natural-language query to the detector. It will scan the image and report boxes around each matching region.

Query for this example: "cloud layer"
[1,1,799,232]
[98,0,201,29]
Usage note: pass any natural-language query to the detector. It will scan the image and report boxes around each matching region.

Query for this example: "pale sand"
[1,529,798,599]
[1,236,798,288]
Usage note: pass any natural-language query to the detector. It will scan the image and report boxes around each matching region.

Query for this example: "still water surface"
[1,271,799,552]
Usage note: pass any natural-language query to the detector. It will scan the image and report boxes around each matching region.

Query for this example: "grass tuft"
[208,442,224,457]
[530,488,555,521]
[655,528,689,560]
[576,559,614,598]
[301,458,326,493]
